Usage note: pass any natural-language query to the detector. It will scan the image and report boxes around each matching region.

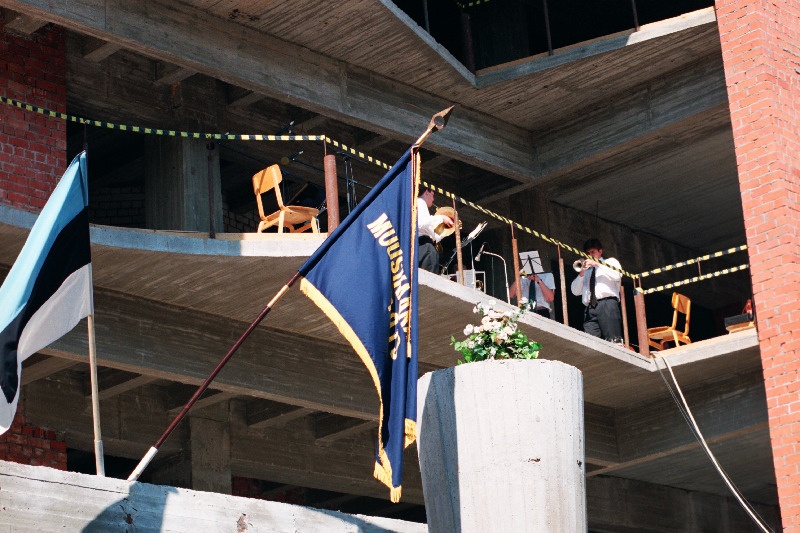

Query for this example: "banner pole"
[87,313,105,476]
[127,272,301,482]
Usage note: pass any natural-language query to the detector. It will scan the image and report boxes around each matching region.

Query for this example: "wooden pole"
[128,273,300,482]
[87,314,105,476]
[511,224,522,304]
[558,246,569,326]
[323,154,339,232]
[620,286,630,348]
[453,198,464,285]
[634,288,650,357]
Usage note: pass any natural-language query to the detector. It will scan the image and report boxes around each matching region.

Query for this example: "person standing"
[570,238,623,341]
[417,187,452,273]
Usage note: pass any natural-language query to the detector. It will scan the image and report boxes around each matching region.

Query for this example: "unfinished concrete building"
[1,0,797,531]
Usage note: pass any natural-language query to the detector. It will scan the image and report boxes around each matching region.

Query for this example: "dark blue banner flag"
[298,149,419,502]
[0,152,92,433]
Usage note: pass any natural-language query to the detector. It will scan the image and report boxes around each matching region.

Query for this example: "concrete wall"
[715,1,800,530]
[0,460,426,532]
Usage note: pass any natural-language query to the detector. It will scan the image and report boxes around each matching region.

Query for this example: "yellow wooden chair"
[647,292,691,351]
[252,164,319,234]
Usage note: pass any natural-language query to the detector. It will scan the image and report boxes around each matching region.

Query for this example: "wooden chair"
[647,292,692,351]
[252,164,319,234]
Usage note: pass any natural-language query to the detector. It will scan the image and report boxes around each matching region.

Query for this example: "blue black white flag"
[0,152,92,433]
[298,149,419,502]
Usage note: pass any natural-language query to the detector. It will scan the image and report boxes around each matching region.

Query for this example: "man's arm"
[532,274,555,303]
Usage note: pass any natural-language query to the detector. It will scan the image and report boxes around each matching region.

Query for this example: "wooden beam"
[155,64,195,85]
[293,114,327,133]
[422,154,451,170]
[357,136,392,152]
[227,90,265,108]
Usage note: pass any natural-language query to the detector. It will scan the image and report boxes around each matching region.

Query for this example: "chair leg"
[278,211,286,234]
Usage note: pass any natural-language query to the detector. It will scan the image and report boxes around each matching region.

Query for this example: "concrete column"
[417,359,585,532]
[189,416,231,494]
[144,137,223,232]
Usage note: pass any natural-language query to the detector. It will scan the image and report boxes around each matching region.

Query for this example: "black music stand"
[440,222,486,273]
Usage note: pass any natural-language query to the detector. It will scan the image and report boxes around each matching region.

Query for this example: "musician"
[570,238,623,341]
[509,269,556,318]
[417,188,452,273]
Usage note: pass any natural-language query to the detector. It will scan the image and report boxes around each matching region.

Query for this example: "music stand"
[519,250,544,275]
[441,222,487,273]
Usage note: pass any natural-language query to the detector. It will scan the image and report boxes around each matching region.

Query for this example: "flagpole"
[87,313,105,476]
[413,106,455,147]
[127,272,301,482]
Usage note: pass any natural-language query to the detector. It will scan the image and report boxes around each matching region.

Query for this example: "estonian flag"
[298,149,419,502]
[0,152,92,434]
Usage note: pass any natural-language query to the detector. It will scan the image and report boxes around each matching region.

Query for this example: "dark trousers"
[533,307,551,319]
[419,240,439,273]
[583,298,622,341]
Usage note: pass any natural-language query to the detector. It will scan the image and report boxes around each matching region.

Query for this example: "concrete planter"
[416,359,586,532]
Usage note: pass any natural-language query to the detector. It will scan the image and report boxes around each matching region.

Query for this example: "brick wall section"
[0,413,67,469]
[0,22,67,211]
[715,1,800,530]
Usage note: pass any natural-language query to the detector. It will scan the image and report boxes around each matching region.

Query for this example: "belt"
[596,297,618,302]
[419,236,435,246]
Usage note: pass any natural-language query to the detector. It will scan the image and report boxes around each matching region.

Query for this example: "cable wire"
[653,356,773,533]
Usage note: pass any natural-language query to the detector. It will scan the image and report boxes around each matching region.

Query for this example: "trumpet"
[573,259,586,272]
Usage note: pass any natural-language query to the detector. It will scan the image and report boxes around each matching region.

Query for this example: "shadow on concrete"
[81,482,177,532]
[417,367,460,532]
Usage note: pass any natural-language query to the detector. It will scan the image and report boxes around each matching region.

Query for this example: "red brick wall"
[715,1,800,530]
[0,22,67,211]
[0,413,67,469]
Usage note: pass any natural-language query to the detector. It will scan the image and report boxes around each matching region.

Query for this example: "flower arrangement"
[451,300,542,364]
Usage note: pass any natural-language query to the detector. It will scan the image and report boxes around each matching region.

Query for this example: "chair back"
[252,165,286,217]
[671,292,691,335]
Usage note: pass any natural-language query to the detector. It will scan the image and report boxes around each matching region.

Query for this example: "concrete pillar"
[189,416,231,494]
[417,359,585,532]
[715,1,800,530]
[144,137,223,232]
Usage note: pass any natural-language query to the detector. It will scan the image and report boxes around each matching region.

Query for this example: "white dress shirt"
[520,273,556,311]
[570,257,622,307]
[417,197,446,242]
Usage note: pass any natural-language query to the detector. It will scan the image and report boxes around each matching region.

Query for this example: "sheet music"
[519,250,544,274]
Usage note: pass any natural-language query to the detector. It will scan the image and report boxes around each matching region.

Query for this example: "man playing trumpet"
[570,238,623,342]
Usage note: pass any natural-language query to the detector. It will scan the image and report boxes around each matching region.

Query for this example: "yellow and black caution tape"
[634,264,750,295]
[1,95,325,142]
[3,93,735,288]
[454,0,491,8]
[637,245,748,278]
[324,137,391,171]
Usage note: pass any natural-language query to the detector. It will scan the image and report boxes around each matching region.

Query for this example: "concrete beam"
[3,0,536,181]
[82,37,121,62]
[314,415,374,446]
[95,373,158,401]
[41,290,380,420]
[3,9,46,35]
[21,355,79,385]
[247,400,315,429]
[168,391,236,417]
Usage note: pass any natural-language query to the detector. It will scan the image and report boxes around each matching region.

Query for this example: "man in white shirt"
[417,188,452,273]
[570,238,622,341]
[510,270,556,318]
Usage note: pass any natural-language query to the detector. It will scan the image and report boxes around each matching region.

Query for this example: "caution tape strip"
[638,244,749,278]
[634,264,750,295]
[1,95,325,141]
[5,94,740,287]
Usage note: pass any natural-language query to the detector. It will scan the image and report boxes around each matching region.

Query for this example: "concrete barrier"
[417,359,586,532]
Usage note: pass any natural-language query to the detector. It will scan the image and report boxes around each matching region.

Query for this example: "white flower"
[489,346,497,356]
[504,325,516,336]
[475,336,484,345]
[481,316,492,326]
[463,324,474,336]
[520,297,528,306]
[496,331,508,342]
[467,340,475,349]
[472,306,479,314]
